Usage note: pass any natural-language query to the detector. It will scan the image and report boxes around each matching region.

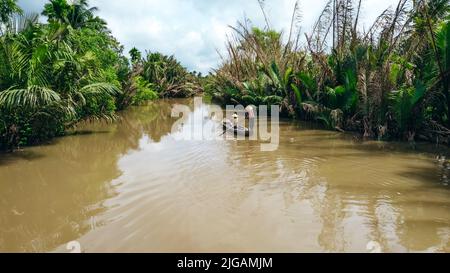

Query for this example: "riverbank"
[205,1,450,145]
[0,0,202,152]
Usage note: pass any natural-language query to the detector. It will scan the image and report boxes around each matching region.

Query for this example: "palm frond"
[0,85,61,109]
[79,82,121,96]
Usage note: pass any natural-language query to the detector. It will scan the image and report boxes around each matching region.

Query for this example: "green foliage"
[131,76,158,105]
[290,83,302,106]
[0,0,128,150]
[207,0,450,143]
[0,1,203,151]
[390,82,426,134]
[436,20,450,91]
[42,0,105,30]
[129,47,142,64]
[141,51,201,98]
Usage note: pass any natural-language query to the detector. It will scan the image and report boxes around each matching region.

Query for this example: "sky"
[18,0,400,73]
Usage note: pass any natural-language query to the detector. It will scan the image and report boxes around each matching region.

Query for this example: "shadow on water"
[0,151,46,166]
[397,165,450,189]
[67,130,111,136]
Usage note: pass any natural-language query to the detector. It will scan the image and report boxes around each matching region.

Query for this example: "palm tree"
[129,47,142,64]
[0,25,121,116]
[42,0,71,24]
[0,5,122,148]
[42,0,102,30]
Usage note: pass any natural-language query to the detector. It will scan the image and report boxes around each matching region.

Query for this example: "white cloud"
[18,0,400,73]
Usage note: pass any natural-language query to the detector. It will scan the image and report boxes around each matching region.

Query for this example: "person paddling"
[232,112,239,128]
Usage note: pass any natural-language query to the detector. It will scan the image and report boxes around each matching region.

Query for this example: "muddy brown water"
[0,98,449,253]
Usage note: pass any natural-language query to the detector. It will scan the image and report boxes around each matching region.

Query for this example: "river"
[0,98,449,252]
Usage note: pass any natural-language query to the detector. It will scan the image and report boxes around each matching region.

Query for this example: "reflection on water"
[0,98,449,252]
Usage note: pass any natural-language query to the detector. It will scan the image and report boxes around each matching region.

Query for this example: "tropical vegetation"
[0,0,198,150]
[206,0,450,143]
[1,0,449,150]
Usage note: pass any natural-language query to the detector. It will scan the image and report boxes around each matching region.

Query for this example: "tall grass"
[207,0,450,143]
